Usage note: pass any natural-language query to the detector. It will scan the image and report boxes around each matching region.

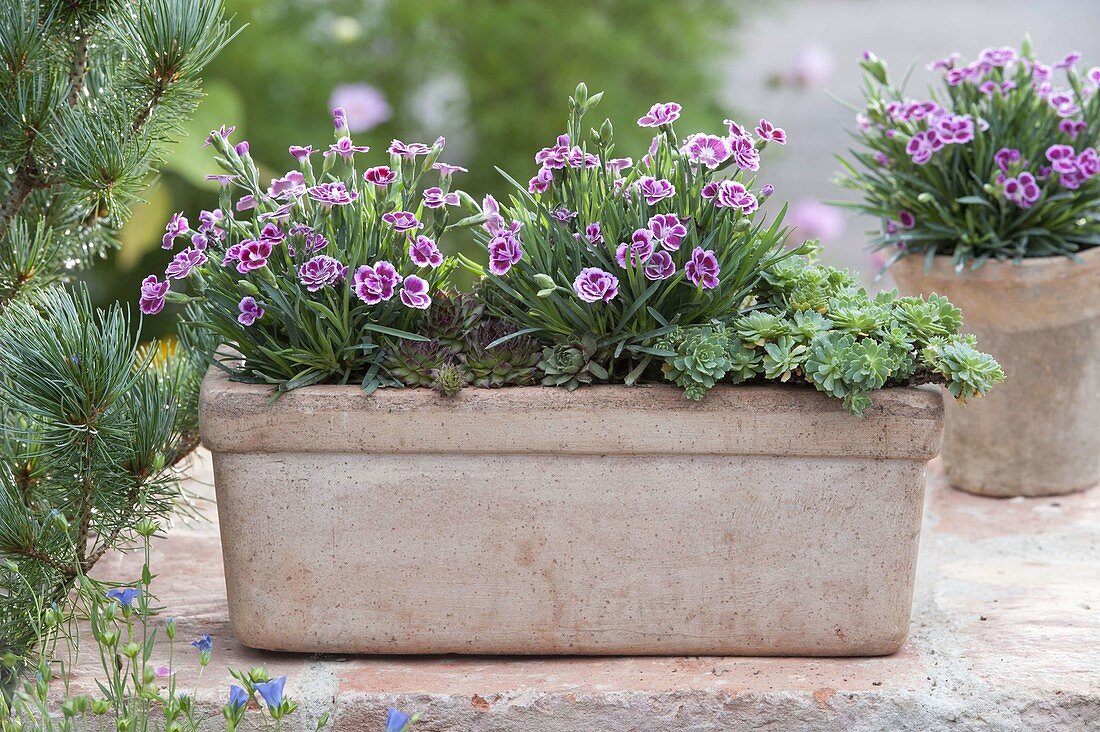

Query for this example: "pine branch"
[0,159,42,240]
[67,28,89,107]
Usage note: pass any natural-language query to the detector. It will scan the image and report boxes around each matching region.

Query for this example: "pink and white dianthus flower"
[382,211,423,232]
[648,214,687,251]
[684,247,720,289]
[235,239,273,274]
[683,134,730,169]
[139,275,170,315]
[363,166,397,187]
[616,229,655,268]
[573,267,619,302]
[353,261,401,304]
[727,134,760,171]
[488,233,523,276]
[298,255,348,292]
[643,250,676,281]
[905,130,944,164]
[409,235,444,268]
[755,118,787,145]
[636,176,675,205]
[399,275,432,310]
[637,102,682,128]
[237,296,265,326]
[165,247,207,280]
[423,187,460,209]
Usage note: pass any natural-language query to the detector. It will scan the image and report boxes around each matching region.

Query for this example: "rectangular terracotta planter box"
[200,368,943,656]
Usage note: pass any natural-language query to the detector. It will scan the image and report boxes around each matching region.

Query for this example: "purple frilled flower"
[755,118,787,145]
[1077,148,1099,179]
[363,166,397,187]
[307,182,359,207]
[382,211,423,232]
[298,255,348,292]
[1046,144,1078,174]
[388,139,431,159]
[258,222,285,244]
[1060,119,1087,140]
[1049,91,1080,118]
[905,130,944,165]
[234,239,273,274]
[636,176,675,205]
[551,207,577,223]
[606,157,633,174]
[1003,172,1041,208]
[139,275,170,315]
[409,235,443,268]
[979,80,1017,96]
[683,134,730,170]
[329,83,391,133]
[643,250,676,281]
[325,136,371,160]
[165,247,207,280]
[433,162,468,176]
[268,170,306,200]
[647,214,686,251]
[684,247,720,289]
[566,146,600,169]
[162,212,188,249]
[710,180,758,213]
[353,261,401,304]
[287,224,328,256]
[1055,147,1098,190]
[205,174,237,187]
[934,114,976,144]
[616,229,655,268]
[237,297,264,326]
[535,134,570,169]
[637,102,682,128]
[198,208,224,235]
[289,145,316,162]
[994,147,1021,173]
[573,267,619,303]
[574,222,604,247]
[236,194,258,212]
[979,46,1017,68]
[727,134,760,172]
[399,275,432,309]
[488,233,523,276]
[423,187,460,209]
[528,166,554,194]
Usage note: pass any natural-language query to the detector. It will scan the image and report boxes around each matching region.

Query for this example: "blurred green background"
[87,0,747,336]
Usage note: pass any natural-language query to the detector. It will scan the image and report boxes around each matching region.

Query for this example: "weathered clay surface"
[70,453,1100,731]
[892,248,1100,497]
[200,370,943,656]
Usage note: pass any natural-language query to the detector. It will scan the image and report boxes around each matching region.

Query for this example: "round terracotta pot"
[891,247,1100,497]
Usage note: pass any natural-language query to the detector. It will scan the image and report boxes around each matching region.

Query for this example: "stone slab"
[67,451,1100,731]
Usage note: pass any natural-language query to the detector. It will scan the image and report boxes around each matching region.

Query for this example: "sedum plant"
[836,43,1099,270]
[464,84,807,386]
[0,0,233,688]
[139,110,484,393]
[657,249,1004,413]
